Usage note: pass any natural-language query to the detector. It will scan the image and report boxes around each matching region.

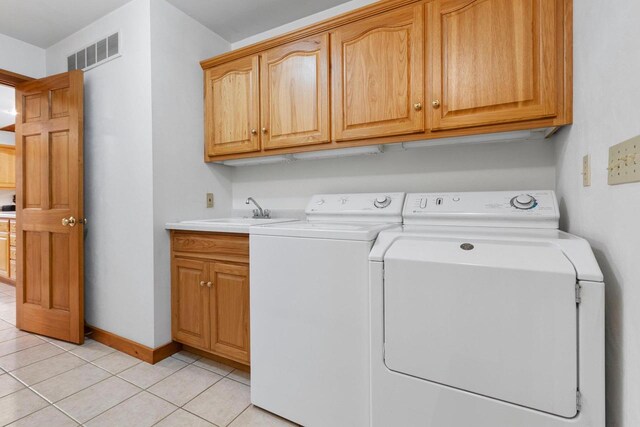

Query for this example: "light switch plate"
[206,193,214,208]
[582,154,591,187]
[608,135,640,185]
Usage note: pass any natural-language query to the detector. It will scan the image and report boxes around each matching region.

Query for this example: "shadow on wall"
[592,246,624,427]
[230,139,557,210]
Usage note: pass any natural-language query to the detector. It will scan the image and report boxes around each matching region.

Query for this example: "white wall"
[0,32,45,78]
[231,0,377,49]
[230,0,556,211]
[232,140,556,210]
[46,0,157,347]
[554,1,640,426]
[149,0,232,346]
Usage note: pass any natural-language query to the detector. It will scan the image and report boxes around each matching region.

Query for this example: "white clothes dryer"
[369,191,604,427]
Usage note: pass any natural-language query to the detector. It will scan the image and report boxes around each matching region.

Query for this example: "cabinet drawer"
[9,221,15,233]
[9,234,15,247]
[0,220,8,232]
[9,260,16,279]
[172,232,249,258]
[10,246,15,260]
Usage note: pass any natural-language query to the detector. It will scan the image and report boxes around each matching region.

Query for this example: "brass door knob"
[61,216,77,227]
[206,281,212,288]
[414,102,423,111]
[261,128,268,134]
[251,129,257,135]
[199,281,206,287]
[432,100,441,108]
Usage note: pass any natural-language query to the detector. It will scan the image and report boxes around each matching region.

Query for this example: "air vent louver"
[67,32,121,71]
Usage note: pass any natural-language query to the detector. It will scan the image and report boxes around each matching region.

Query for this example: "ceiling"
[164,0,352,43]
[0,0,133,48]
[0,0,352,49]
[0,86,15,129]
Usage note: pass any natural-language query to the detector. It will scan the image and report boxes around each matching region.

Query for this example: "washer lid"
[384,238,578,417]
[250,221,400,241]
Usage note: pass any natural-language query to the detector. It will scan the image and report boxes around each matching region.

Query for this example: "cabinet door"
[209,262,250,364]
[0,146,15,189]
[205,56,260,156]
[431,0,558,130]
[172,258,209,349]
[0,232,8,278]
[331,4,425,141]
[260,34,330,150]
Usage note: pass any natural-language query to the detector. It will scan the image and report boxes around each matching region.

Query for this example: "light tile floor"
[0,283,297,427]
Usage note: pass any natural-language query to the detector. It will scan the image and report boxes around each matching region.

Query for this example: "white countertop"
[0,212,16,219]
[165,217,298,234]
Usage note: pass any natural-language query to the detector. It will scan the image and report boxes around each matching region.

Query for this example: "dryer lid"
[383,238,578,417]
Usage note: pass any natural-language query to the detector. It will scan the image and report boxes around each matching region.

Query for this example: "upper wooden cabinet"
[331,4,425,141]
[0,145,16,189]
[200,0,572,162]
[261,35,330,150]
[205,56,260,156]
[430,0,560,130]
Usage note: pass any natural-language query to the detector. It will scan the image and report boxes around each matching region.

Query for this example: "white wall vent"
[67,32,121,72]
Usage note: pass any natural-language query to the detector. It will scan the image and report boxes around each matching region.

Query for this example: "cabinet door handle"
[432,100,441,108]
[206,281,212,288]
[251,129,257,135]
[413,102,422,111]
[199,281,206,287]
[261,127,268,134]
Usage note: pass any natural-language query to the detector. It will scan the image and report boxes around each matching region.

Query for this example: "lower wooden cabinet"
[0,230,9,279]
[170,231,250,366]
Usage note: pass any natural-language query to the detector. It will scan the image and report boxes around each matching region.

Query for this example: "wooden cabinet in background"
[430,0,561,130]
[205,56,260,157]
[0,145,16,189]
[170,232,250,366]
[331,3,425,141]
[0,227,8,279]
[260,34,330,150]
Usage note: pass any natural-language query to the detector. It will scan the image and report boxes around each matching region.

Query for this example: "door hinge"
[576,390,582,411]
[575,283,582,304]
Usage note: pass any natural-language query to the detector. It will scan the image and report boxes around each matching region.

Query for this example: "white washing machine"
[250,192,406,427]
[370,191,605,427]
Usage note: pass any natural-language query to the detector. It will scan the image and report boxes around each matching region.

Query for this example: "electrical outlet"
[582,154,591,187]
[206,193,214,208]
[608,135,640,185]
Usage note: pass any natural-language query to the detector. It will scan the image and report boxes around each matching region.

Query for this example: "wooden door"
[209,262,250,364]
[430,0,558,130]
[205,56,260,157]
[15,70,85,344]
[260,34,330,150]
[331,4,425,141]
[171,258,209,349]
[0,145,16,189]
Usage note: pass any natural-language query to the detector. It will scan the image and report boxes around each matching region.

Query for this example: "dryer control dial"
[510,194,537,210]
[374,196,392,209]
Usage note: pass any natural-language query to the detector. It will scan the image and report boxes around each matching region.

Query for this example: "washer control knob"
[374,196,392,209]
[316,199,325,205]
[511,194,537,210]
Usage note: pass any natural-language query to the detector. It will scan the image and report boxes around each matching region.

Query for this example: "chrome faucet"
[246,197,271,219]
